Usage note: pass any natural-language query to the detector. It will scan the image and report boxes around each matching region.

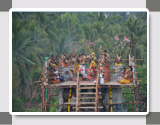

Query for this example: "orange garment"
[62,62,67,67]
[104,60,110,82]
[52,80,57,84]
[130,73,133,82]
[130,78,133,82]
[56,79,60,83]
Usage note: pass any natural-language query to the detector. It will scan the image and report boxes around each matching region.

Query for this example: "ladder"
[75,70,101,112]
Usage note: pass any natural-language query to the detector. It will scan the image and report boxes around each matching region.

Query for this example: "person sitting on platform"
[54,66,60,83]
[120,66,133,84]
[51,64,60,84]
[51,76,57,84]
[48,61,57,77]
[115,53,122,72]
[121,67,126,78]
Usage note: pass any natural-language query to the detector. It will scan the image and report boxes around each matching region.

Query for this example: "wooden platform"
[50,81,135,88]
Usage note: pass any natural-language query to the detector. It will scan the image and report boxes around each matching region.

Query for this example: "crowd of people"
[46,46,135,85]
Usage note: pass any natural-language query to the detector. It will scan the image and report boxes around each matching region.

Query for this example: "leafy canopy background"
[12,12,147,112]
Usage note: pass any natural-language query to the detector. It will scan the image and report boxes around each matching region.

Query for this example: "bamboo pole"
[25,83,39,112]
[95,70,100,112]
[76,69,80,112]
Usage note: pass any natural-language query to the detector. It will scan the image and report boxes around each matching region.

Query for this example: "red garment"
[91,66,97,77]
[130,72,133,82]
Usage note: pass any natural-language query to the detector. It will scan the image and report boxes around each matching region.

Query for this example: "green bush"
[123,88,135,112]
[27,107,41,112]
[123,64,147,112]
[137,65,147,112]
[12,95,24,112]
[49,96,58,112]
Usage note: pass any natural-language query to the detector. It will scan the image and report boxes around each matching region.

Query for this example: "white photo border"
[9,8,149,115]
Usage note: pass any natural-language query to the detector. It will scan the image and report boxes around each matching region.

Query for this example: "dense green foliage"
[12,95,25,112]
[123,65,147,112]
[12,12,147,112]
[137,65,147,112]
[27,107,41,112]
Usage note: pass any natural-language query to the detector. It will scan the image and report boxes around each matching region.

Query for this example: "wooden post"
[48,85,50,104]
[43,57,48,112]
[133,60,138,112]
[41,85,45,112]
[134,80,138,112]
[95,70,100,112]
[46,85,50,112]
[76,69,80,112]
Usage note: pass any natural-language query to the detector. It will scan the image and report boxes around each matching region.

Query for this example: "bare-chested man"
[69,53,77,76]
[61,52,68,67]
[99,47,111,82]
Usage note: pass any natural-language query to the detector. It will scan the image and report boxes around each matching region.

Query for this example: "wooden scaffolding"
[26,58,144,112]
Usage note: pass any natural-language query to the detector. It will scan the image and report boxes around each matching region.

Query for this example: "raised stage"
[50,81,135,88]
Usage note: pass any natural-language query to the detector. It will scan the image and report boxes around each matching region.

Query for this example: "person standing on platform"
[69,53,77,77]
[103,50,111,82]
[115,53,122,72]
[61,52,68,67]
[55,55,61,72]
[76,53,81,70]
[89,52,97,77]
[48,54,54,68]
[79,53,86,78]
